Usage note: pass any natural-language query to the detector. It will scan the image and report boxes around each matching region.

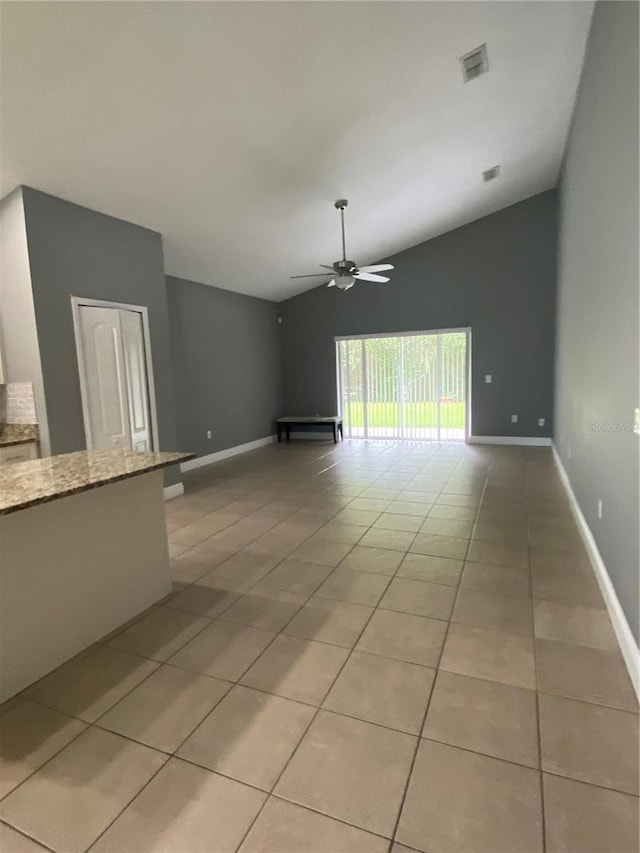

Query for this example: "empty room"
[0,2,638,852]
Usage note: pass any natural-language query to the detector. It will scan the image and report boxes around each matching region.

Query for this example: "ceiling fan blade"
[290,273,333,279]
[319,265,336,271]
[327,279,336,288]
[354,273,390,283]
[355,264,394,274]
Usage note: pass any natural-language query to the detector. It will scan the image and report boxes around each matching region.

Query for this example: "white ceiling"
[0,1,593,302]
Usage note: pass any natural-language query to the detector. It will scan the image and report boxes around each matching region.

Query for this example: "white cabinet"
[0,442,38,465]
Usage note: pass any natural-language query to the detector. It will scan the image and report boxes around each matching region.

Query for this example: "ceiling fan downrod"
[335,199,349,264]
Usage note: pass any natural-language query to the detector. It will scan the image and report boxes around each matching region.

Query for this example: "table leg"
[277,424,282,442]
[286,425,291,442]
[333,422,337,443]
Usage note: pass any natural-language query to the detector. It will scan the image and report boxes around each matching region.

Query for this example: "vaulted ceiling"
[0,1,593,300]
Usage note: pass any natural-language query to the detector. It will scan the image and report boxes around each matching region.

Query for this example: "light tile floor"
[1,440,638,852]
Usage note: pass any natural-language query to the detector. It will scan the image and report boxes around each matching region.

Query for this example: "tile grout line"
[24,542,576,756]
[528,464,548,853]
[111,481,362,653]
[84,752,172,853]
[84,478,366,853]
[169,490,337,563]
[1,502,357,820]
[90,544,345,754]
[231,543,402,851]
[0,713,90,808]
[266,794,395,844]
[0,818,58,853]
[387,459,491,850]
[3,444,632,851]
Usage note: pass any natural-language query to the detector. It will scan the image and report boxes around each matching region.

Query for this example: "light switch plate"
[485,374,492,384]
[634,408,640,435]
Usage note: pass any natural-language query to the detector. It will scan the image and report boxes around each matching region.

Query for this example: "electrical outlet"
[485,374,492,384]
[511,414,518,424]
[206,430,212,440]
[634,408,640,435]
[538,418,545,427]
[597,499,603,519]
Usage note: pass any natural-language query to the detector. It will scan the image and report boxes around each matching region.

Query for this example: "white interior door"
[78,306,132,450]
[119,309,152,451]
[77,304,154,452]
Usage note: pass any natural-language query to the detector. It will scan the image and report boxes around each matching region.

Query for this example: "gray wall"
[554,2,639,641]
[280,191,558,438]
[21,187,182,482]
[166,275,282,457]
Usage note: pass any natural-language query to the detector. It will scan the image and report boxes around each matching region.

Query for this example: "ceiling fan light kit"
[291,199,394,292]
[328,275,356,291]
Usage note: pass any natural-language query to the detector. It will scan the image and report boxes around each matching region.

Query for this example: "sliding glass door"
[337,330,468,441]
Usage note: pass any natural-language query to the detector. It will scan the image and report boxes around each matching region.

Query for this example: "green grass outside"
[344,401,465,429]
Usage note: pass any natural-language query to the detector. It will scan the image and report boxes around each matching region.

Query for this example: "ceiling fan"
[291,199,394,291]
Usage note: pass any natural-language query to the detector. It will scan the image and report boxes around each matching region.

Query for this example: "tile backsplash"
[0,382,38,424]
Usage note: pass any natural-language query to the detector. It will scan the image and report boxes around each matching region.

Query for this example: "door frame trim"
[70,296,160,452]
[335,327,471,441]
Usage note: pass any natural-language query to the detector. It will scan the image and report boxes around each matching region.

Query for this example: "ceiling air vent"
[460,44,488,83]
[482,165,500,183]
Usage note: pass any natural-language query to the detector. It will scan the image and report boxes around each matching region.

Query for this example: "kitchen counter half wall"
[0,449,194,514]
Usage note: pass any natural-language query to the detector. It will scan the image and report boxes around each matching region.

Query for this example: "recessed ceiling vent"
[482,165,500,183]
[460,44,488,83]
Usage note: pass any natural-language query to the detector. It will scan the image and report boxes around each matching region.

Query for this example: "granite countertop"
[0,424,40,448]
[0,449,195,515]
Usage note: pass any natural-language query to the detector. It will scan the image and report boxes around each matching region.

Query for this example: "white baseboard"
[180,435,277,473]
[552,443,640,698]
[163,483,184,501]
[468,435,552,447]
